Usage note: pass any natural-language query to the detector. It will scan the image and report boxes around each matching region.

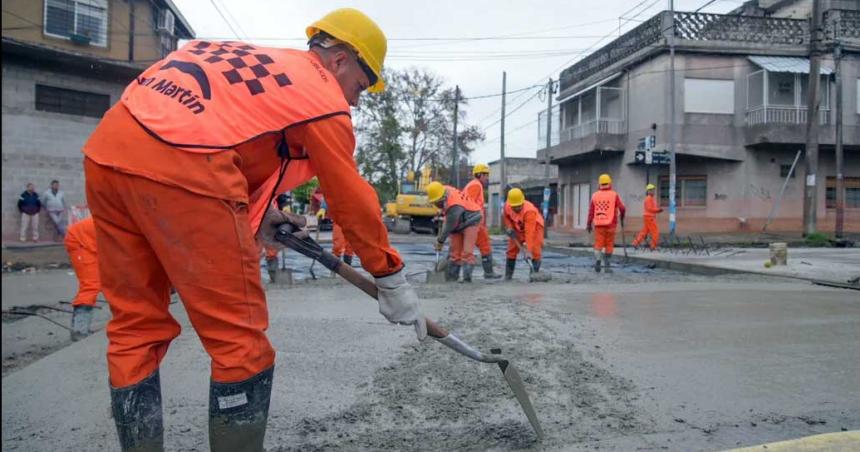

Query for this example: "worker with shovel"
[81,8,426,452]
[503,188,546,281]
[587,174,626,273]
[463,163,501,279]
[64,216,100,341]
[427,181,483,282]
[632,183,663,251]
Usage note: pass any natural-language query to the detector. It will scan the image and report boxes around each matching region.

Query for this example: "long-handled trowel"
[510,237,551,283]
[276,225,543,440]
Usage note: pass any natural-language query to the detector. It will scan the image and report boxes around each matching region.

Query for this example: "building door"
[572,183,590,229]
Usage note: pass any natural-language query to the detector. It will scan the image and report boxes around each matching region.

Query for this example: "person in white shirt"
[42,180,67,239]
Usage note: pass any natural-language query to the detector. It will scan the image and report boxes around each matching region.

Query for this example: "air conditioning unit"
[157,9,175,35]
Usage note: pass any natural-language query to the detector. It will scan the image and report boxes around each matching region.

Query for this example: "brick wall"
[1,61,125,240]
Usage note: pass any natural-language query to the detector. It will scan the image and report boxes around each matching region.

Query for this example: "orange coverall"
[439,186,482,265]
[64,217,100,307]
[587,188,626,254]
[463,178,491,257]
[332,223,354,258]
[84,86,402,387]
[503,201,545,261]
[633,194,663,249]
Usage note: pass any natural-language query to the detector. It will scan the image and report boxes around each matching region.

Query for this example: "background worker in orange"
[587,174,626,273]
[81,9,425,452]
[502,188,545,280]
[265,193,294,283]
[632,183,663,250]
[317,201,354,265]
[463,163,501,279]
[427,181,482,282]
[64,216,100,341]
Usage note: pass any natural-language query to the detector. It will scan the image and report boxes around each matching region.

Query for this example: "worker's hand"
[316,208,326,219]
[375,271,427,341]
[620,217,625,228]
[586,224,593,234]
[433,241,444,252]
[257,207,308,248]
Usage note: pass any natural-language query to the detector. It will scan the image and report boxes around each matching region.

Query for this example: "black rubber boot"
[531,259,542,272]
[462,264,474,283]
[111,369,164,452]
[603,253,613,274]
[481,255,501,279]
[342,255,353,266]
[445,263,461,282]
[593,250,602,273]
[70,305,94,341]
[209,366,274,452]
[266,257,278,283]
[504,258,516,280]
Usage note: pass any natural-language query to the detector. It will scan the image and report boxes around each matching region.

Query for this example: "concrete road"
[2,273,858,450]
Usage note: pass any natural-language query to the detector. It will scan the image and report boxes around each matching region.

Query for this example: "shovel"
[512,238,551,283]
[275,224,544,440]
[426,227,449,284]
[620,222,629,265]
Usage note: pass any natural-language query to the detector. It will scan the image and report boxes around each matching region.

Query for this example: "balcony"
[539,84,626,162]
[745,106,828,126]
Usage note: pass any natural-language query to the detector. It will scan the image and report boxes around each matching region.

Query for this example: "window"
[659,176,707,208]
[44,0,108,47]
[826,177,860,209]
[35,85,110,118]
[684,79,734,114]
[780,164,796,178]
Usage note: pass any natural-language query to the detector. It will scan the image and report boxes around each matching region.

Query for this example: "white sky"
[174,0,740,164]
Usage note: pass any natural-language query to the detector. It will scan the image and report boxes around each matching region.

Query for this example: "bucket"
[769,242,788,266]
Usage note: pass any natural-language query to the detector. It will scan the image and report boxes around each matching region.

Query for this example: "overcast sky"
[174,0,740,165]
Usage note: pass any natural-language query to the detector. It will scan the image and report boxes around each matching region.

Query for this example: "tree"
[354,70,403,203]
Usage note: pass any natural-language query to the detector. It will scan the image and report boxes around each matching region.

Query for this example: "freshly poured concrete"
[2,246,859,450]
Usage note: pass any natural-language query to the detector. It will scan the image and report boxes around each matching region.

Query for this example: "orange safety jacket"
[590,189,624,227]
[643,194,663,218]
[122,40,351,230]
[503,201,545,235]
[443,186,482,213]
[463,179,486,223]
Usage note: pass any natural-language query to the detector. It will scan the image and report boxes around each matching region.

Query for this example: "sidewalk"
[547,245,860,286]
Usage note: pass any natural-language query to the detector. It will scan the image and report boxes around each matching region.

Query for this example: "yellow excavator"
[384,166,440,235]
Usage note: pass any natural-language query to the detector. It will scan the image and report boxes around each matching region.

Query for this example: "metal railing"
[561,119,626,141]
[745,106,829,126]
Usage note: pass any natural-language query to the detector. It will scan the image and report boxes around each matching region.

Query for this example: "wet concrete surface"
[2,241,859,451]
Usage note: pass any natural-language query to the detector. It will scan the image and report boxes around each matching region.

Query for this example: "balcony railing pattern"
[562,119,626,142]
[746,106,829,126]
[561,11,811,92]
[825,9,860,43]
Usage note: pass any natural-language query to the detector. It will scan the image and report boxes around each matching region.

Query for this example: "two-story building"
[539,0,859,235]
[2,0,194,240]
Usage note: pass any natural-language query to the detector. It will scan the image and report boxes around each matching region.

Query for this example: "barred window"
[826,177,860,209]
[659,176,707,208]
[44,0,108,47]
[35,85,110,118]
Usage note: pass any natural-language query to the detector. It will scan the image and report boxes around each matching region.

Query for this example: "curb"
[725,430,860,451]
[546,246,744,277]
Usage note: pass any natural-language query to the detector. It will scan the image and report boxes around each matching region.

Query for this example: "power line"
[214,0,249,40]
[482,88,543,131]
[208,0,241,40]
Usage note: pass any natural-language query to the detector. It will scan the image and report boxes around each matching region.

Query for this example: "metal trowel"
[276,225,544,440]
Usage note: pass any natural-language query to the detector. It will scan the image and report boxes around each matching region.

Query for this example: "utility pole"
[668,0,678,238]
[834,42,844,238]
[499,72,508,227]
[803,0,822,236]
[543,78,553,238]
[128,0,135,61]
[452,85,460,187]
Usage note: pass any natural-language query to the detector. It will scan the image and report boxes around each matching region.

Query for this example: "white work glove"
[375,271,427,341]
[257,207,308,248]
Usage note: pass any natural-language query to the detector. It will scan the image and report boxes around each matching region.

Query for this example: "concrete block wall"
[1,61,125,240]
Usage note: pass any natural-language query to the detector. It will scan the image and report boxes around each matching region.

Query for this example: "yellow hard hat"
[598,174,612,185]
[426,181,445,203]
[472,163,490,176]
[507,188,525,207]
[646,183,656,191]
[306,8,387,93]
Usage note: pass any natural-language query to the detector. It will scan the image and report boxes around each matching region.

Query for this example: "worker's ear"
[331,49,350,73]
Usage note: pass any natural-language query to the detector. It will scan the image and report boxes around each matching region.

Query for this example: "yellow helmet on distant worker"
[598,174,612,186]
[306,8,387,93]
[645,183,656,191]
[426,181,445,203]
[507,188,525,207]
[472,163,490,176]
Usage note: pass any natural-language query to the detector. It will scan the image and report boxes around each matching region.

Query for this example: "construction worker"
[64,217,100,341]
[81,9,425,452]
[427,181,482,282]
[463,163,501,279]
[587,174,626,273]
[632,183,663,250]
[503,188,545,280]
[265,193,294,283]
[317,201,354,265]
